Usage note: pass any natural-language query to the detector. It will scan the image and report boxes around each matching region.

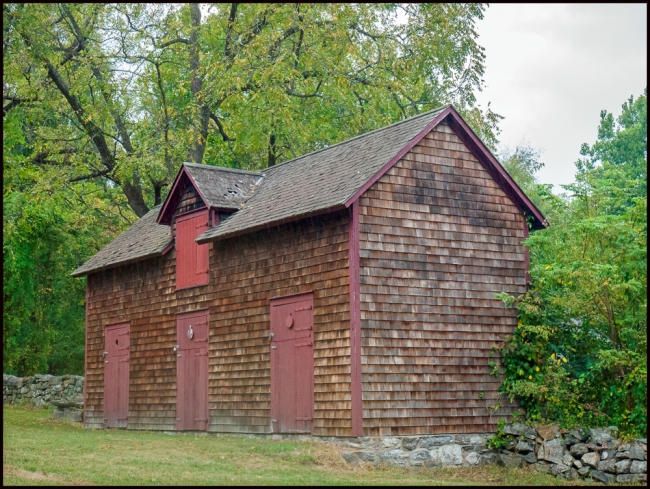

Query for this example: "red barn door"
[270,293,314,434]
[176,310,209,431]
[104,323,130,428]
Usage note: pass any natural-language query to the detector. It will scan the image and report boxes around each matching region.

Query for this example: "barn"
[72,105,546,437]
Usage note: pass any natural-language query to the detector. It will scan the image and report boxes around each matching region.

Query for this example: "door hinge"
[271,346,277,349]
[177,418,181,421]
[271,419,278,422]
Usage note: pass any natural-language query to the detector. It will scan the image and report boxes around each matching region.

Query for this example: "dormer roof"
[157,163,262,225]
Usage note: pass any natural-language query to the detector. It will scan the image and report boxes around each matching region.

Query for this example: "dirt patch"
[3,465,93,485]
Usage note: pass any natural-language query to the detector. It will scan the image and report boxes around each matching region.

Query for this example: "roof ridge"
[262,105,449,174]
[182,162,263,176]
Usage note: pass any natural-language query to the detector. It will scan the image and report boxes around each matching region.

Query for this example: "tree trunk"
[267,133,277,167]
[188,3,210,164]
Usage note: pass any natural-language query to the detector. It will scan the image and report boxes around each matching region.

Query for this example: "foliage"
[498,143,564,222]
[497,90,647,437]
[3,3,501,376]
[3,108,126,376]
[3,3,500,218]
[486,420,511,450]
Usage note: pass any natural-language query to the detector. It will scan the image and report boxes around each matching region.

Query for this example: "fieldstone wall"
[3,374,84,421]
[496,423,646,484]
[340,424,647,484]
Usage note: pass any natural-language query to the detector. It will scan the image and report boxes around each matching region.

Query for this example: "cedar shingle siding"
[75,106,544,436]
[358,123,524,435]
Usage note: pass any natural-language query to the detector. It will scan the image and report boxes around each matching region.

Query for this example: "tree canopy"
[4,3,499,218]
[3,2,499,376]
[497,89,647,437]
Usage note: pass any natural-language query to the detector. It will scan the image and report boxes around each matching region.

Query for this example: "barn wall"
[85,210,351,435]
[209,210,351,436]
[357,121,527,436]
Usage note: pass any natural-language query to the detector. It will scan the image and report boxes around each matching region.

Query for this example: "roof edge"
[343,105,547,230]
[444,109,547,230]
[71,246,170,277]
[196,204,347,244]
[157,165,214,225]
[344,106,453,207]
[262,105,449,175]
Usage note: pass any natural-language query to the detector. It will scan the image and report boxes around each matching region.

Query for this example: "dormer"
[157,163,263,290]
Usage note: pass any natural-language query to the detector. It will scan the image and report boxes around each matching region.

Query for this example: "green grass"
[3,406,600,486]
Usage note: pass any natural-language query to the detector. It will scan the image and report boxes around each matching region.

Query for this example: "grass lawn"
[4,406,602,486]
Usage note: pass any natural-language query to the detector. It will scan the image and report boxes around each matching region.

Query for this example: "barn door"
[104,323,130,428]
[270,294,314,434]
[176,311,209,431]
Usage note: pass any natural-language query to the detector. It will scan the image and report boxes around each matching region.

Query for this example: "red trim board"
[349,201,363,437]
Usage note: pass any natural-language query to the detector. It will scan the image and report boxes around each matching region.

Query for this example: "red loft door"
[104,323,130,428]
[176,311,209,431]
[175,209,209,290]
[270,293,314,434]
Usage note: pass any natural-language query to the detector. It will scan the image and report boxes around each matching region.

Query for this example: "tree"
[3,3,504,376]
[497,90,647,436]
[498,143,564,221]
[4,3,500,219]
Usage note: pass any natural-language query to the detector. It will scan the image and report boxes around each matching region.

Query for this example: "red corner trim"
[158,165,211,225]
[523,218,531,285]
[349,201,363,437]
[344,107,453,208]
[83,281,89,428]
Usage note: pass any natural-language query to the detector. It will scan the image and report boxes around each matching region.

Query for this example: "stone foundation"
[340,433,494,468]
[338,425,647,484]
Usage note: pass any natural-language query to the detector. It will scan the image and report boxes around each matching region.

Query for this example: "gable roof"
[196,105,546,244]
[157,163,262,225]
[71,205,171,277]
[72,104,547,277]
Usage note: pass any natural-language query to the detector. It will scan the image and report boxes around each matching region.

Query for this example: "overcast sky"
[473,3,647,192]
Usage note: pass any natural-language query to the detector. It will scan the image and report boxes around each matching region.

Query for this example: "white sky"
[474,3,647,192]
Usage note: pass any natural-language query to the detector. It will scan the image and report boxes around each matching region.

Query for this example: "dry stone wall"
[496,423,646,484]
[340,424,647,484]
[3,374,84,421]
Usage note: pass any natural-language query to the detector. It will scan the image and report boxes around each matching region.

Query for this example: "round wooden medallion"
[285,314,294,329]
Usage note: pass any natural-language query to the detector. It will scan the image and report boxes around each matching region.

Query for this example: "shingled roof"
[196,106,448,243]
[157,163,262,225]
[183,163,262,210]
[71,205,171,277]
[73,104,547,276]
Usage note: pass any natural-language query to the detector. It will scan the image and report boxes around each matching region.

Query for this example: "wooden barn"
[72,105,546,437]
